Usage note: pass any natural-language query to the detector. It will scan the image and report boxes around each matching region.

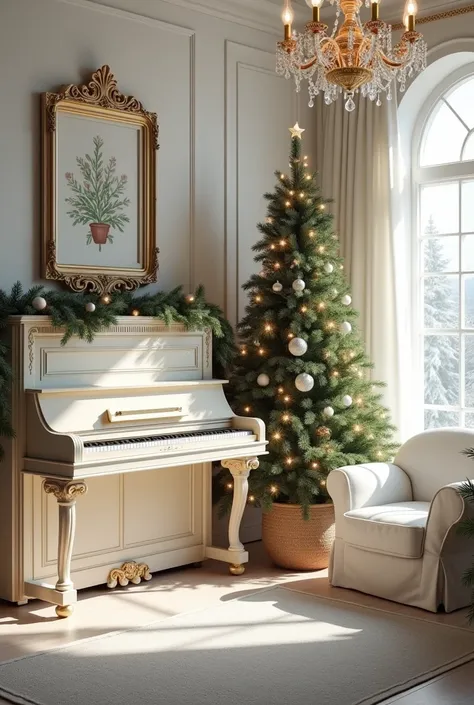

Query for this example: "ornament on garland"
[323,406,335,418]
[288,337,308,357]
[342,395,353,407]
[341,295,352,306]
[32,296,47,311]
[84,302,96,313]
[101,294,111,305]
[257,373,270,387]
[295,373,314,392]
[323,263,334,274]
[272,281,283,293]
[292,279,306,292]
[340,321,352,335]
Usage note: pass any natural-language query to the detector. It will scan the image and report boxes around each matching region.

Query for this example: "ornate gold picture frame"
[41,66,159,294]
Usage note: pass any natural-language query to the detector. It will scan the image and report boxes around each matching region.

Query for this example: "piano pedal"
[229,564,245,576]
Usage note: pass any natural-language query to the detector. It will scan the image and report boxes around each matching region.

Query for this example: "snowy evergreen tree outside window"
[417,73,474,430]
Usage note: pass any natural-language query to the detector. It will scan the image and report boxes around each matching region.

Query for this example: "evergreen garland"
[0,282,235,459]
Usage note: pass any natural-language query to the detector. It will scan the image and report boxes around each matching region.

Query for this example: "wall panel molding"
[225,41,297,326]
[55,0,197,293]
[56,0,196,36]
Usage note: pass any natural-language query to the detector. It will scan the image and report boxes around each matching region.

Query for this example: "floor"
[0,542,472,705]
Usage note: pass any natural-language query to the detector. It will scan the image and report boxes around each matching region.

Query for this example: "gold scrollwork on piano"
[107,561,152,588]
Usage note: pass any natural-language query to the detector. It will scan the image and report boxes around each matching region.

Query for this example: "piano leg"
[222,457,259,575]
[43,479,88,618]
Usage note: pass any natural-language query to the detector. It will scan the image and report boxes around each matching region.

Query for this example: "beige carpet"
[0,586,474,705]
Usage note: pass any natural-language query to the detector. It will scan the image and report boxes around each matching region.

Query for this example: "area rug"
[1,587,474,705]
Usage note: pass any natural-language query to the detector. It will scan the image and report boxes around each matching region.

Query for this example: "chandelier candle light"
[277,0,427,111]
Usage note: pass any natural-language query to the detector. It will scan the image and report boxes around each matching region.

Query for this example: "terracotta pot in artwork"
[262,502,335,571]
[89,223,110,244]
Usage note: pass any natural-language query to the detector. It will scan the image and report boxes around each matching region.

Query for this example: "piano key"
[83,429,254,453]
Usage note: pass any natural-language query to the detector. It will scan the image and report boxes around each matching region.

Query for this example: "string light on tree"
[131,309,140,317]
[186,294,195,303]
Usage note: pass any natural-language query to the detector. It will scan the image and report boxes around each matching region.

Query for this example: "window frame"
[411,65,474,432]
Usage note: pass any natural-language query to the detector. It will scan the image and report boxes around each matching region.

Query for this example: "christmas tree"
[217,124,397,517]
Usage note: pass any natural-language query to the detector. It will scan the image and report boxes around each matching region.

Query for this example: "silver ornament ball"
[257,373,270,387]
[341,294,352,306]
[340,321,352,335]
[295,373,314,392]
[32,296,47,311]
[288,337,308,357]
[342,395,353,407]
[324,263,334,274]
[85,302,96,313]
[323,406,335,418]
[292,278,306,292]
[272,281,283,293]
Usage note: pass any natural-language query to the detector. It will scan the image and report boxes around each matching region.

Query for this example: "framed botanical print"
[41,66,159,294]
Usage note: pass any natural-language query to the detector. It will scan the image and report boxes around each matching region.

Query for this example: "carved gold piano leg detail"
[43,479,88,618]
[221,457,259,575]
[107,561,152,588]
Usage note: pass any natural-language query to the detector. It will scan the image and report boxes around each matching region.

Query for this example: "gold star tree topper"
[289,123,305,139]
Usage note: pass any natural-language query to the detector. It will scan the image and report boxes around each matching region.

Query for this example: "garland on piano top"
[0,282,236,457]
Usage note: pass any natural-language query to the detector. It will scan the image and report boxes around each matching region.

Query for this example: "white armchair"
[327,429,474,612]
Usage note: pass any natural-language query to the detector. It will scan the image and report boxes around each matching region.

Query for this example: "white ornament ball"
[341,294,352,306]
[292,278,306,292]
[295,373,314,392]
[288,337,308,357]
[85,302,96,313]
[340,321,352,335]
[323,406,335,418]
[32,296,47,311]
[342,395,353,407]
[324,263,334,274]
[272,281,283,293]
[257,373,270,387]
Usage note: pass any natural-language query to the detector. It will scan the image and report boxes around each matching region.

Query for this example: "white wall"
[0,0,315,323]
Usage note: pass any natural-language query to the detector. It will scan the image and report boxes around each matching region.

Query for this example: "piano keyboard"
[84,428,254,453]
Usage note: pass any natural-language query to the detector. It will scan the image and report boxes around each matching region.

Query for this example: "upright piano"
[1,317,266,617]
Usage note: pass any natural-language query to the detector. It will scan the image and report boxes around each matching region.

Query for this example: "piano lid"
[26,380,235,436]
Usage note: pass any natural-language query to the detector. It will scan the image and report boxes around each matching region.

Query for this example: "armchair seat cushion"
[344,501,430,559]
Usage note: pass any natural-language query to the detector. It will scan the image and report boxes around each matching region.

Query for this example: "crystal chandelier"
[276,0,427,111]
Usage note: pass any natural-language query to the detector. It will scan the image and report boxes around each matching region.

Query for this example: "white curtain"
[314,96,409,439]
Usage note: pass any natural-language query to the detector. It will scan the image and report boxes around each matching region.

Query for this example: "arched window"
[415,74,474,429]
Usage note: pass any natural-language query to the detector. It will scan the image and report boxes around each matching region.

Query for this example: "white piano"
[1,317,266,617]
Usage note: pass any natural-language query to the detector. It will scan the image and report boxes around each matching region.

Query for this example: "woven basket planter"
[262,502,335,571]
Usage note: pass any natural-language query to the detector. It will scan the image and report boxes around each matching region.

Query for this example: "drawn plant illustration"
[64,135,130,250]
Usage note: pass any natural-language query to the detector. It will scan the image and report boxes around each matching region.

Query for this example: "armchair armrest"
[425,481,474,556]
[327,463,413,526]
